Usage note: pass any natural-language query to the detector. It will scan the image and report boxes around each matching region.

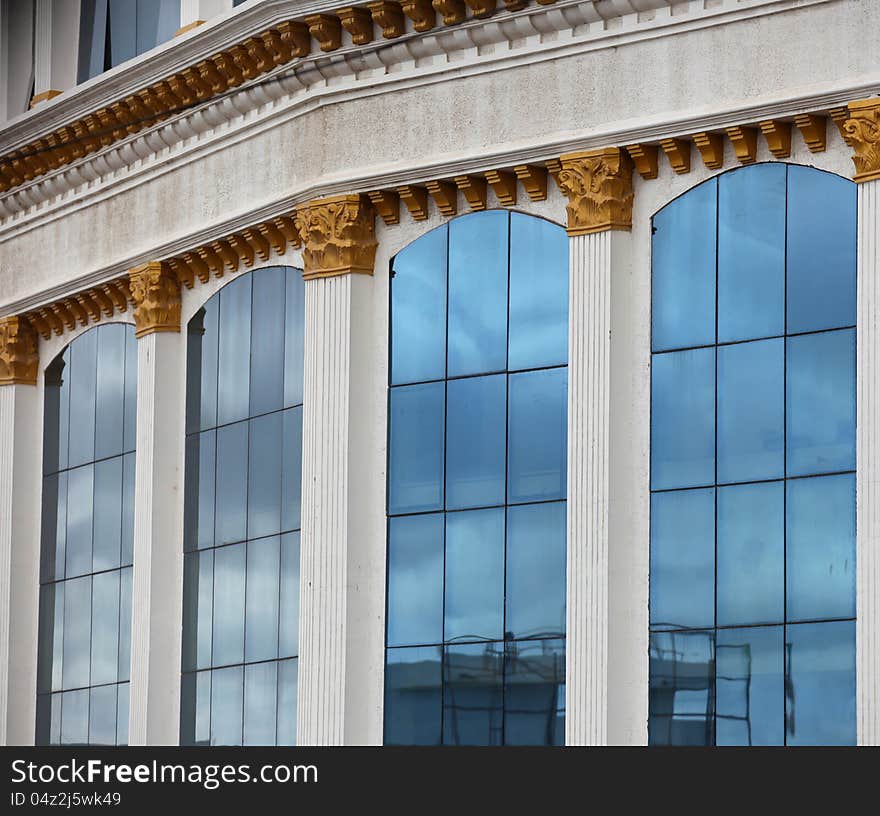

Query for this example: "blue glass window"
[649,164,856,746]
[386,211,568,745]
[181,267,304,745]
[37,324,137,746]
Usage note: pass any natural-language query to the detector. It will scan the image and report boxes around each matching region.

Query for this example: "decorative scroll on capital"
[294,195,378,281]
[0,316,39,386]
[554,147,634,236]
[844,98,880,183]
[129,261,181,338]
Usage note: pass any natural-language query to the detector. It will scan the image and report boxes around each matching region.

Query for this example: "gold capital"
[294,195,378,281]
[555,147,634,236]
[0,316,39,386]
[844,98,880,183]
[129,261,181,338]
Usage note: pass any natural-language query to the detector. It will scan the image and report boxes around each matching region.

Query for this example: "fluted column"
[845,99,880,746]
[555,148,634,745]
[294,195,379,745]
[0,318,40,745]
[127,262,185,745]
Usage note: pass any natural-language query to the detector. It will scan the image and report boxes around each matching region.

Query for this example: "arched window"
[180,266,304,746]
[649,163,857,745]
[36,323,138,745]
[384,210,569,745]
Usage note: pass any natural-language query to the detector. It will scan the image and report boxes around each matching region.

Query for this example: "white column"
[0,383,41,745]
[128,331,185,745]
[179,0,232,32]
[857,177,880,746]
[297,272,384,745]
[32,0,79,104]
[565,230,624,745]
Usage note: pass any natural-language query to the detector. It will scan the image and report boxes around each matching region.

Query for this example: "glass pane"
[786,329,856,476]
[785,620,855,745]
[215,422,248,546]
[180,671,210,746]
[90,569,120,686]
[95,324,126,460]
[217,275,252,426]
[65,464,94,578]
[717,482,784,627]
[508,213,568,371]
[391,224,447,385]
[88,684,117,746]
[443,642,504,745]
[244,661,277,746]
[504,638,565,746]
[135,0,179,55]
[650,489,714,631]
[108,0,137,66]
[40,474,61,583]
[78,0,109,82]
[508,368,567,503]
[649,630,714,746]
[277,659,298,746]
[387,514,443,647]
[182,550,213,672]
[68,325,97,468]
[506,503,566,640]
[717,163,786,342]
[245,536,281,663]
[444,508,504,643]
[53,472,68,581]
[61,689,90,746]
[92,457,123,572]
[43,359,66,474]
[651,178,717,352]
[212,543,246,667]
[385,646,441,745]
[116,683,129,745]
[787,474,856,622]
[279,533,300,658]
[717,339,784,484]
[388,383,444,515]
[284,268,305,409]
[281,408,303,533]
[121,454,135,566]
[63,575,91,690]
[118,568,131,682]
[446,375,506,510]
[247,413,282,540]
[123,327,137,453]
[194,298,219,432]
[210,665,244,746]
[51,581,65,691]
[184,431,215,550]
[787,167,857,334]
[35,695,55,746]
[716,626,783,746]
[447,211,508,377]
[249,267,286,416]
[37,584,60,693]
[651,347,715,490]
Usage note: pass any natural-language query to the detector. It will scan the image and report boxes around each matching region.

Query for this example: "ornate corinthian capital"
[0,316,39,386]
[844,98,880,183]
[294,195,378,281]
[129,261,181,338]
[555,147,634,236]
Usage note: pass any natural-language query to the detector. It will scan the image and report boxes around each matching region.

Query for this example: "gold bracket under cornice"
[0,316,39,386]
[554,147,634,236]
[844,98,880,183]
[294,194,378,280]
[129,261,182,337]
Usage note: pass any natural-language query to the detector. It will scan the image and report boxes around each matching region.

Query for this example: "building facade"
[0,0,878,746]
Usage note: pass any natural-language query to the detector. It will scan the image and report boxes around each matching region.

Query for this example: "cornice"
[0,0,836,203]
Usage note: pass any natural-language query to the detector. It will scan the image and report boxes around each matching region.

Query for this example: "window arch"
[180,265,304,746]
[36,323,138,745]
[649,163,857,745]
[384,210,569,745]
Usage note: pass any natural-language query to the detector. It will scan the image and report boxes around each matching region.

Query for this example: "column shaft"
[129,332,185,745]
[0,385,41,745]
[857,178,880,745]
